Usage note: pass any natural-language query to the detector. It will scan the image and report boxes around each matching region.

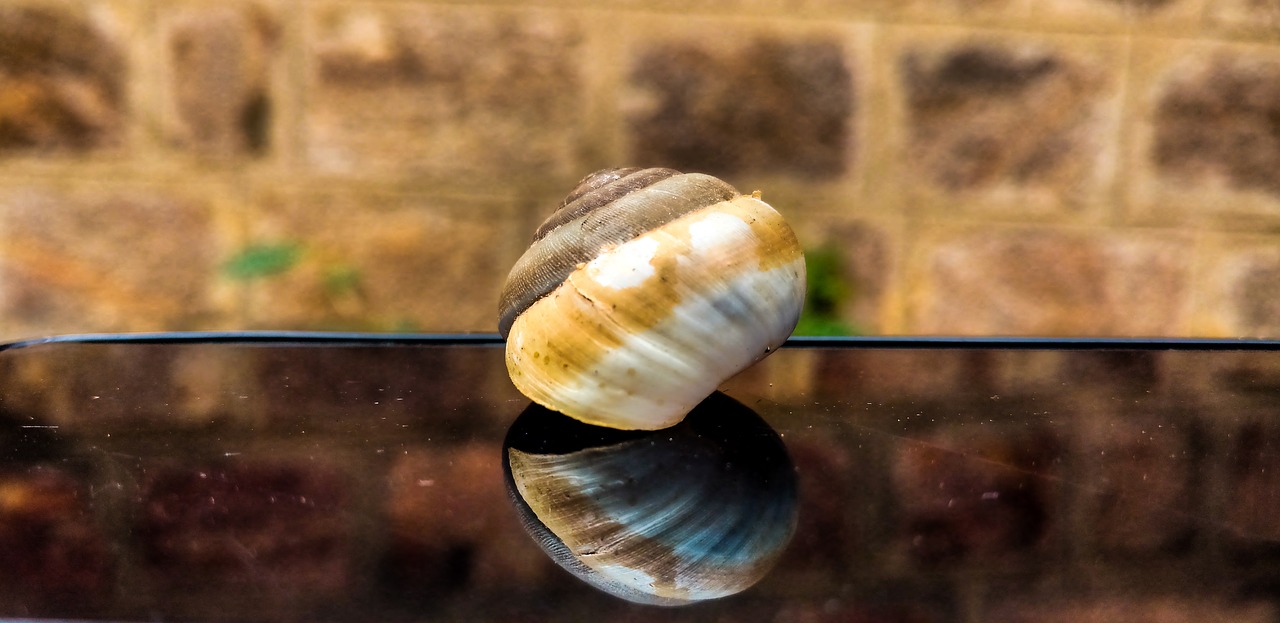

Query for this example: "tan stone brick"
[1206,0,1280,35]
[1031,0,1205,33]
[624,26,855,180]
[305,5,584,181]
[157,2,278,157]
[908,227,1193,336]
[805,0,1031,24]
[884,29,1124,220]
[242,186,518,332]
[0,3,128,153]
[1127,40,1280,227]
[0,181,231,340]
[1195,238,1280,338]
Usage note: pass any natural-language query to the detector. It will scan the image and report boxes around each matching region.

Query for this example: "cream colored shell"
[505,193,805,430]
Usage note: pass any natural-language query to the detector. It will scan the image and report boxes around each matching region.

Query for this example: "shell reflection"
[502,392,798,606]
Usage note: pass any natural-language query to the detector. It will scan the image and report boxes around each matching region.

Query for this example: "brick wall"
[0,0,1279,342]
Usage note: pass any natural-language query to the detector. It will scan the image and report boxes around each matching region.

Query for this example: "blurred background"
[4,4,1280,621]
[2,0,1279,341]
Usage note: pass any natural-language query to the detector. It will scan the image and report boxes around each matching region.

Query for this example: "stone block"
[134,459,353,593]
[0,466,113,616]
[1196,241,1280,338]
[305,5,583,180]
[625,31,855,179]
[158,3,278,156]
[1032,0,1205,32]
[1128,42,1280,226]
[243,188,518,332]
[909,228,1193,336]
[1207,0,1280,35]
[383,443,553,596]
[0,3,126,153]
[890,32,1122,216]
[896,0,1033,23]
[0,182,228,340]
[891,426,1062,566]
[1152,52,1280,197]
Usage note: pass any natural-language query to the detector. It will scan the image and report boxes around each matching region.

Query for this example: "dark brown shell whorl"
[497,167,738,338]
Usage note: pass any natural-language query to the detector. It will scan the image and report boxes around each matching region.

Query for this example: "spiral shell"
[499,168,806,430]
[503,393,799,606]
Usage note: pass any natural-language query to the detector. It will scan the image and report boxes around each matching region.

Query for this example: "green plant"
[322,264,363,296]
[221,242,301,280]
[793,245,858,336]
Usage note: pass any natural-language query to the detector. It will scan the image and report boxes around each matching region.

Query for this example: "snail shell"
[503,393,799,606]
[498,167,806,430]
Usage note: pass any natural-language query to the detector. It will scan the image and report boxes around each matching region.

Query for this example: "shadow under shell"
[502,392,799,606]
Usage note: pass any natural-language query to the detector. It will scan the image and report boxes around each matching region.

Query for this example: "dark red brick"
[769,437,863,587]
[0,466,112,614]
[987,595,1275,622]
[383,444,553,596]
[1082,417,1199,555]
[1223,421,1280,558]
[892,427,1062,565]
[135,460,352,592]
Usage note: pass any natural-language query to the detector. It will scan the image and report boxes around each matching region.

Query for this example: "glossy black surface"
[1,334,1279,622]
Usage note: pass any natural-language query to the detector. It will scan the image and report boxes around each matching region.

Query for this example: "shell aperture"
[502,392,799,606]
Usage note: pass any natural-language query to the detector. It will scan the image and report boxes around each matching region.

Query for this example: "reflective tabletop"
[1,334,1279,622]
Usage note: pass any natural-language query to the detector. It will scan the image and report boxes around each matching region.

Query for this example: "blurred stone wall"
[1,0,1279,340]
